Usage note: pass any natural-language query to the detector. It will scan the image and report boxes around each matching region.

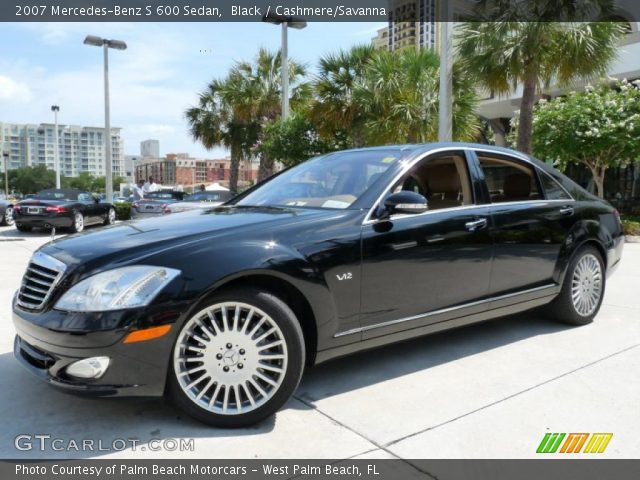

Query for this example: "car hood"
[40,206,336,268]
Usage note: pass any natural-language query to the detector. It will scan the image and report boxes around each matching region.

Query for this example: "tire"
[16,224,32,232]
[168,288,305,427]
[69,211,84,233]
[104,207,116,226]
[2,206,14,226]
[546,246,605,325]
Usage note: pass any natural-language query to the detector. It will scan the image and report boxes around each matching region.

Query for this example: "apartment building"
[0,122,123,178]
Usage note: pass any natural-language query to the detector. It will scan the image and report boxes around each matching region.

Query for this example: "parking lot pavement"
[1,224,639,460]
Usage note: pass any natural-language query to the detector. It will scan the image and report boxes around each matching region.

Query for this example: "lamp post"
[438,17,453,142]
[83,35,127,203]
[2,151,8,198]
[51,105,61,188]
[261,12,307,120]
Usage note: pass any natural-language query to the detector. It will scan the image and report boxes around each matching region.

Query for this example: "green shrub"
[621,215,640,236]
[114,202,132,221]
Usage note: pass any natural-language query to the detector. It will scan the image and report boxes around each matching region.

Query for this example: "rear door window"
[539,171,572,200]
[477,154,543,203]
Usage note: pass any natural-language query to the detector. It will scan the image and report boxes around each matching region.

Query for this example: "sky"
[0,21,384,158]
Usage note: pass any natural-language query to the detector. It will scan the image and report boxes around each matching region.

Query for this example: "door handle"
[559,206,574,216]
[465,218,488,232]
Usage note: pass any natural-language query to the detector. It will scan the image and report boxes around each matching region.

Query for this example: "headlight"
[55,266,181,312]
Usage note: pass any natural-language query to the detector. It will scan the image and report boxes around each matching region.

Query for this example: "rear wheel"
[104,208,116,226]
[168,288,305,427]
[547,246,605,325]
[69,211,84,233]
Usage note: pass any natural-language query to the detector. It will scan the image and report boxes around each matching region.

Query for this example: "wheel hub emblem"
[222,349,239,367]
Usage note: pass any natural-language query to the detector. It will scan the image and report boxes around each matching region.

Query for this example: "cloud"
[0,75,32,102]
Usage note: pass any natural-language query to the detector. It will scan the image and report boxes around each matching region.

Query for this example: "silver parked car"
[131,191,186,218]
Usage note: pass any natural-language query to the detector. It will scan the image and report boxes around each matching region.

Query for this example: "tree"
[231,48,307,180]
[187,49,306,188]
[529,80,640,198]
[257,114,346,168]
[310,44,375,148]
[186,78,257,193]
[358,47,480,144]
[456,16,625,154]
[9,165,56,194]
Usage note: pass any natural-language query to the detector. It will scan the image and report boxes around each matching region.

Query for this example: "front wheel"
[2,206,14,226]
[547,246,605,325]
[168,288,305,427]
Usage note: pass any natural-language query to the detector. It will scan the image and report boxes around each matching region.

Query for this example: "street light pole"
[51,105,60,189]
[84,35,127,204]
[281,22,289,120]
[2,152,8,198]
[438,18,454,142]
[262,12,307,120]
[102,42,113,203]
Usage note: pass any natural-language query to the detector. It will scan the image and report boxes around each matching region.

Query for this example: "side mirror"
[381,191,428,218]
[94,196,101,203]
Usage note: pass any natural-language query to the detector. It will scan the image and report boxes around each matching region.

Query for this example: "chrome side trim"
[362,146,575,225]
[333,284,558,337]
[364,199,575,226]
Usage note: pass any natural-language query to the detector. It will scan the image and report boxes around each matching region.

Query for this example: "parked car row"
[1,187,237,233]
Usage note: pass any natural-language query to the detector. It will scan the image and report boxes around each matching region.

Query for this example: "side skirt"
[314,292,557,365]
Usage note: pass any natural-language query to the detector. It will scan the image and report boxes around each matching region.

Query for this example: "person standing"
[132,180,145,201]
[143,176,159,194]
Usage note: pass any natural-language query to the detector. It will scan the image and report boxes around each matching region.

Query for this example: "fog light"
[65,356,110,379]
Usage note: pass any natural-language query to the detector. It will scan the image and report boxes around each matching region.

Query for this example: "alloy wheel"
[173,302,288,415]
[108,208,116,224]
[571,253,603,317]
[5,207,14,226]
[74,213,84,232]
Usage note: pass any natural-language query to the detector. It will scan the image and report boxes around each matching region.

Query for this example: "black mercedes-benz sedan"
[13,189,116,233]
[12,144,623,427]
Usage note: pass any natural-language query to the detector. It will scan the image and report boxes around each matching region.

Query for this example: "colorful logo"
[536,433,613,454]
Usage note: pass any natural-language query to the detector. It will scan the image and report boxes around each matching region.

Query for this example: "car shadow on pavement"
[0,312,567,458]
[295,312,568,405]
[0,228,57,238]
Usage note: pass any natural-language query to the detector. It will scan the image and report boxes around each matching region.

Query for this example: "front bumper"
[12,303,181,397]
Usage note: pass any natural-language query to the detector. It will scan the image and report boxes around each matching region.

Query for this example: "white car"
[166,191,234,214]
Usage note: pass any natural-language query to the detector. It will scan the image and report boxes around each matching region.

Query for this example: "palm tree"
[231,48,307,180]
[359,47,480,144]
[310,44,375,148]
[456,20,625,153]
[185,78,257,193]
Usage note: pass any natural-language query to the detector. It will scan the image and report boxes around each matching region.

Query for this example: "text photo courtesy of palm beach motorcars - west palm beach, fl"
[1,1,640,478]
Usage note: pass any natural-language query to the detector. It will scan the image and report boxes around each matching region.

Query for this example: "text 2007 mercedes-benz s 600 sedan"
[12,143,623,427]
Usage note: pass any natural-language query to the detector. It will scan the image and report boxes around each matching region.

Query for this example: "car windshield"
[146,192,177,199]
[187,192,230,202]
[235,149,402,209]
[34,190,78,201]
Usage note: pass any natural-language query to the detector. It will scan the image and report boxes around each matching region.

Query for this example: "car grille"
[17,252,67,311]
